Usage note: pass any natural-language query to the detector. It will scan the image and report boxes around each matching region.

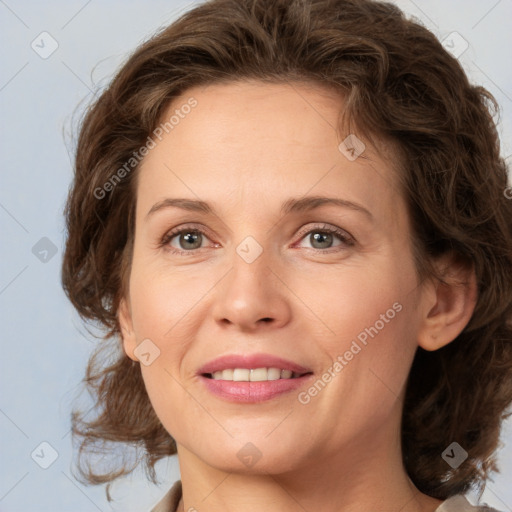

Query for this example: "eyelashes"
[294,224,355,251]
[159,223,355,256]
[160,226,213,254]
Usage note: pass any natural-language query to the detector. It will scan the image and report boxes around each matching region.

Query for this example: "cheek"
[128,262,208,340]
[138,364,206,450]
[309,259,414,350]
[303,255,419,418]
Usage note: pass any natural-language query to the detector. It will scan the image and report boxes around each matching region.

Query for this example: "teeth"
[281,369,293,379]
[267,368,281,380]
[249,368,267,382]
[209,367,299,381]
[233,369,250,381]
[222,368,234,380]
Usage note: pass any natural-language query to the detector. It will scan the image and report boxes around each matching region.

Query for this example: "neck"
[175,416,442,512]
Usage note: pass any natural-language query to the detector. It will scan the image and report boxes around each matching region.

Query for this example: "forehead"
[161,81,345,154]
[135,80,403,224]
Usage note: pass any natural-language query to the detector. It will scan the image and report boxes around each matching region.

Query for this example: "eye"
[160,225,215,255]
[295,224,355,252]
[160,223,355,256]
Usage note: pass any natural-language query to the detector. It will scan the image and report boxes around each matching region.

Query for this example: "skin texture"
[119,81,477,512]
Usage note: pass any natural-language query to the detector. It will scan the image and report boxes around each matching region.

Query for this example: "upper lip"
[197,353,312,376]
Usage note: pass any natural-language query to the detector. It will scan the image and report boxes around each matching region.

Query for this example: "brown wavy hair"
[61,0,512,500]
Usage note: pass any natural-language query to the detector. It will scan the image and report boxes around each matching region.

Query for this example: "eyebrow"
[146,195,373,220]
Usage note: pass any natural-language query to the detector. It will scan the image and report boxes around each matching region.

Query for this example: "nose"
[211,246,292,332]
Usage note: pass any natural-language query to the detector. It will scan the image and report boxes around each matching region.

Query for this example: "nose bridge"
[229,233,274,301]
[231,236,272,295]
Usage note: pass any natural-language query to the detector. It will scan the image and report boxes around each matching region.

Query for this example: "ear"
[417,253,478,351]
[119,297,138,361]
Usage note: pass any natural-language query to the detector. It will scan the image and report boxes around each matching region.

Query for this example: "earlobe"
[118,298,138,361]
[417,255,478,352]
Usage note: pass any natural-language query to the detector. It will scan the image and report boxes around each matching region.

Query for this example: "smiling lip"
[197,353,312,375]
[197,353,314,403]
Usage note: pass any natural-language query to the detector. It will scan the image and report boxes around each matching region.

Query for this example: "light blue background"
[1,1,511,511]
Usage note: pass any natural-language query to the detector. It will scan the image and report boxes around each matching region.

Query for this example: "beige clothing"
[150,480,502,512]
[151,480,182,512]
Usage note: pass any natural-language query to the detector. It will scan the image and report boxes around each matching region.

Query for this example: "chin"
[188,436,306,475]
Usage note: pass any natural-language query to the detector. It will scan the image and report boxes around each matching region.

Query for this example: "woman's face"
[120,80,428,474]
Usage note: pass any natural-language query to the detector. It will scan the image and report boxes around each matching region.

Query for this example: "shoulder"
[150,480,182,512]
[436,494,503,512]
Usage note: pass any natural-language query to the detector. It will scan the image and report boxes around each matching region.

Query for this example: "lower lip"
[199,374,313,403]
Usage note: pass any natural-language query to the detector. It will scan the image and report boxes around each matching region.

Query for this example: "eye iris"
[311,232,333,249]
[180,231,202,250]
